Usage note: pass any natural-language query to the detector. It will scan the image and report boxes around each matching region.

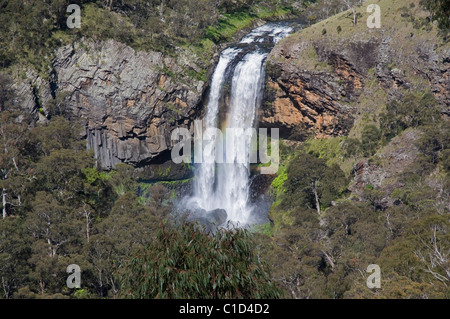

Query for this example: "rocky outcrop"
[13,39,208,169]
[411,43,450,112]
[53,40,206,169]
[262,31,450,140]
[10,69,53,123]
[182,207,228,232]
[261,38,376,140]
[349,129,422,208]
[262,64,354,139]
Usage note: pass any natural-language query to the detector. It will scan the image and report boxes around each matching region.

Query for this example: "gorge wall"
[9,20,271,174]
[261,0,449,209]
[261,15,449,141]
[12,39,209,171]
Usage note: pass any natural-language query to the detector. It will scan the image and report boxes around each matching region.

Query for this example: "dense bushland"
[262,89,449,298]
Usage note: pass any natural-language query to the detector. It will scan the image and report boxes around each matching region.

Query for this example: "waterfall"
[215,51,267,224]
[186,22,293,227]
[195,47,242,205]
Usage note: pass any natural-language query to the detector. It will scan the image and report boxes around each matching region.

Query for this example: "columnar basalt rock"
[47,40,206,169]
[11,40,207,170]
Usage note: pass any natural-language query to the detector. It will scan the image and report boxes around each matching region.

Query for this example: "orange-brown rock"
[260,62,354,140]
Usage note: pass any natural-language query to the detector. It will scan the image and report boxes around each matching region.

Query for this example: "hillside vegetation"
[259,0,449,298]
[0,0,301,75]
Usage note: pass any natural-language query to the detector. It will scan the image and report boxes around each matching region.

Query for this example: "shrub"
[282,151,348,213]
[360,124,381,157]
[415,121,450,167]
[380,92,440,142]
[341,137,361,158]
[118,222,280,299]
[441,149,450,171]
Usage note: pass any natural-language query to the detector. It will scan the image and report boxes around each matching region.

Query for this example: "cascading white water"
[215,51,267,224]
[187,22,293,227]
[195,47,242,205]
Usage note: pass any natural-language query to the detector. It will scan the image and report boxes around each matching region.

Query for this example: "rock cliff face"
[262,31,450,140]
[261,38,376,139]
[13,40,208,170]
[262,63,355,139]
[263,6,450,210]
[11,12,449,172]
[56,40,206,169]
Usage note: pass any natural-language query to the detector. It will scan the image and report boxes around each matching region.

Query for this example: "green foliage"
[0,0,298,73]
[270,167,287,194]
[86,186,170,297]
[108,163,139,195]
[360,124,381,157]
[305,136,345,166]
[252,222,274,237]
[1,0,449,300]
[118,221,281,299]
[380,92,441,143]
[281,151,348,213]
[415,121,450,168]
[0,73,16,111]
[441,149,450,172]
[265,62,283,80]
[0,114,166,298]
[341,137,361,158]
[81,3,137,46]
[420,0,450,31]
[362,188,386,211]
[376,214,449,295]
[35,116,85,156]
[0,217,30,298]
[1,107,39,218]
[205,4,293,44]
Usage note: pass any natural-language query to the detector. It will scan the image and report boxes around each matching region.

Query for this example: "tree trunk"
[351,7,356,26]
[321,250,335,270]
[85,208,91,243]
[343,0,357,26]
[1,276,9,299]
[313,180,321,215]
[159,0,165,22]
[2,188,6,219]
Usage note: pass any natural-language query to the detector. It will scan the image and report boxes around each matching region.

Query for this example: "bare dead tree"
[313,180,321,215]
[414,225,450,287]
[343,0,357,26]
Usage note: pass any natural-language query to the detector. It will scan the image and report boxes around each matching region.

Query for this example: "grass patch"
[304,136,358,177]
[251,222,275,237]
[205,6,293,44]
[206,11,255,43]
[275,0,442,73]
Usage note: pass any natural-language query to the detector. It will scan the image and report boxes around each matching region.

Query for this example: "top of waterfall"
[239,23,294,45]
